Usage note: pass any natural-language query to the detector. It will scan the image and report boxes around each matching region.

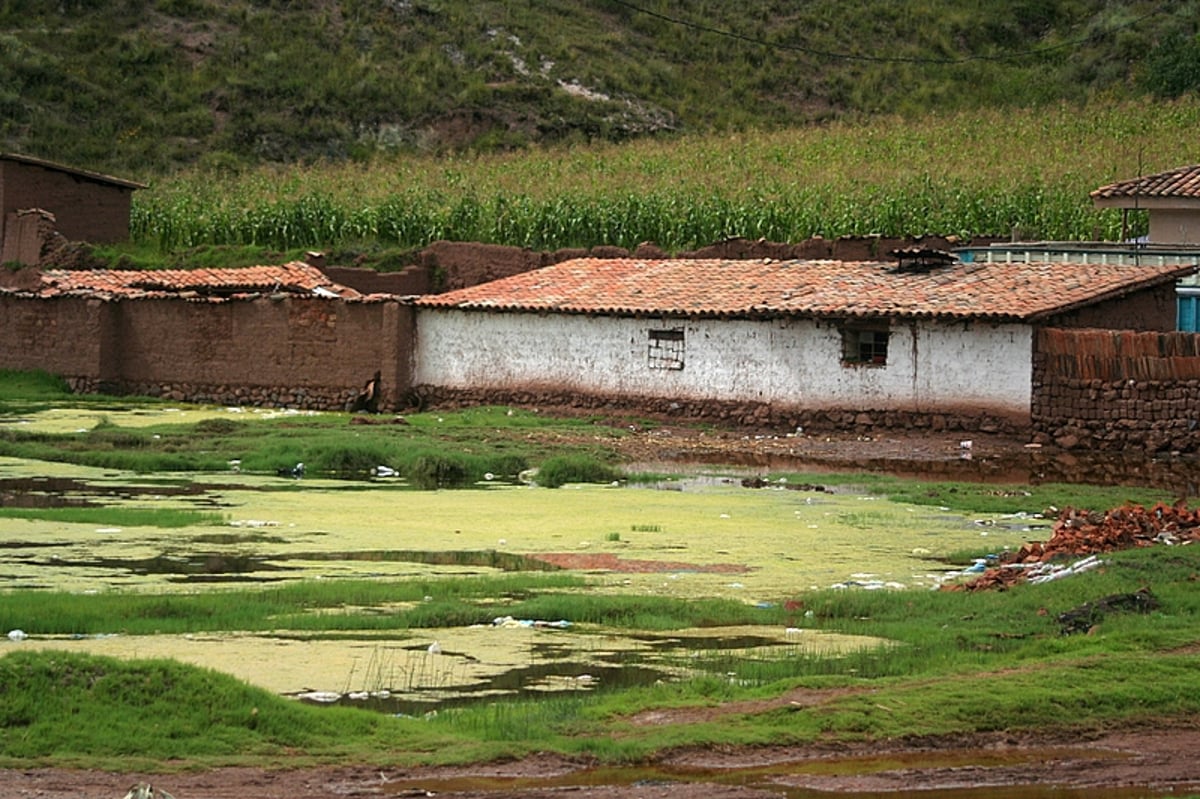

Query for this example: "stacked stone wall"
[413,385,1026,437]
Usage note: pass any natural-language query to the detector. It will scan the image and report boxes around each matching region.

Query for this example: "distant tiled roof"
[0,152,147,190]
[415,257,1196,322]
[35,262,361,300]
[1091,165,1200,201]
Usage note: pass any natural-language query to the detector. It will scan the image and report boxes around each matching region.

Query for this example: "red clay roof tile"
[35,262,360,299]
[1091,165,1200,200]
[415,257,1197,322]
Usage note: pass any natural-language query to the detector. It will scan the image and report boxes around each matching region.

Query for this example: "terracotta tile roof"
[1091,165,1200,201]
[415,257,1197,322]
[34,262,361,300]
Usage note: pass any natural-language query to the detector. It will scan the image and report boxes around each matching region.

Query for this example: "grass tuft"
[536,455,621,488]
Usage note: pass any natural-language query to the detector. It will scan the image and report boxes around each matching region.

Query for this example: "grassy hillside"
[2,0,1197,177]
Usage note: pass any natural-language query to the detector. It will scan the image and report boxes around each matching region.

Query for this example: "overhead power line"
[603,0,1164,65]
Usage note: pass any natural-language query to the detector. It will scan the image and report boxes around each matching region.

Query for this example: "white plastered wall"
[1149,209,1200,246]
[414,309,1033,418]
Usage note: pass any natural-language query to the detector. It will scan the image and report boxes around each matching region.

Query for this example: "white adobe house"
[413,254,1192,430]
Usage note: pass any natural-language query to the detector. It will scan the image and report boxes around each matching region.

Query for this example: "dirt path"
[8,727,1200,797]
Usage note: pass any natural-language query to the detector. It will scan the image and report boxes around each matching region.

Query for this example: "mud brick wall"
[0,294,416,411]
[0,159,134,245]
[0,294,109,380]
[1033,328,1200,453]
[319,264,432,296]
[1043,282,1179,332]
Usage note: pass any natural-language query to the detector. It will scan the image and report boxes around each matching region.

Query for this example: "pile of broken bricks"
[948,502,1200,592]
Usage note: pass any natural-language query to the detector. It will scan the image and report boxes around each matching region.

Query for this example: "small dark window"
[841,328,889,366]
[648,328,685,370]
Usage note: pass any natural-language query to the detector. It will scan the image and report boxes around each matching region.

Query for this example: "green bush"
[308,441,396,478]
[536,455,620,488]
[406,451,473,489]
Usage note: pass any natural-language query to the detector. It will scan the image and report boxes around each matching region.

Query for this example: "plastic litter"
[122,784,175,799]
[7,629,27,641]
[491,616,571,629]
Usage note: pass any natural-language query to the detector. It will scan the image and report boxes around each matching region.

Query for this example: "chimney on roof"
[888,246,958,274]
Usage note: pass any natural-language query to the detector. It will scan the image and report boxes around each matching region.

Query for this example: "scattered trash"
[1028,553,1103,585]
[294,691,341,703]
[427,640,442,654]
[741,477,829,492]
[122,784,175,799]
[371,465,398,477]
[276,462,305,478]
[491,616,571,629]
[949,502,1200,592]
[7,629,27,641]
[831,579,907,591]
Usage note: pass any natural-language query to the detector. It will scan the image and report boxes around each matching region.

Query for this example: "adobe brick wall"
[0,160,134,245]
[1033,328,1200,453]
[0,293,416,411]
[319,264,432,296]
[0,294,107,380]
[1043,282,1178,331]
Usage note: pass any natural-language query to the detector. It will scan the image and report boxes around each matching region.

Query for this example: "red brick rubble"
[950,502,1200,591]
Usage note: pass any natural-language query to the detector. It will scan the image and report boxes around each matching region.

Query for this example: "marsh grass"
[5,546,1200,765]
[773,471,1174,515]
[536,455,622,488]
[0,578,763,637]
[0,402,601,482]
[0,507,225,528]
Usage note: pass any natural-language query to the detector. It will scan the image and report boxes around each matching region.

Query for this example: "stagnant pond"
[0,444,1045,707]
[0,402,1129,715]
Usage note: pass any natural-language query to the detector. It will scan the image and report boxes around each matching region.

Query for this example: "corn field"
[132,100,1200,253]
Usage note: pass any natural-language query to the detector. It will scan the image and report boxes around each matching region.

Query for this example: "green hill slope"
[2,0,1196,177]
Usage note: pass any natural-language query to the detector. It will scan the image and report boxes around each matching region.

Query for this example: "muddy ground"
[9,727,1200,798]
[7,427,1200,798]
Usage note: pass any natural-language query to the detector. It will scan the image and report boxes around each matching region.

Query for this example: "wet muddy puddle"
[383,748,1184,798]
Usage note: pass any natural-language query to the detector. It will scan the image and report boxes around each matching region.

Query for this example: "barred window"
[648,328,685,370]
[841,327,889,366]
